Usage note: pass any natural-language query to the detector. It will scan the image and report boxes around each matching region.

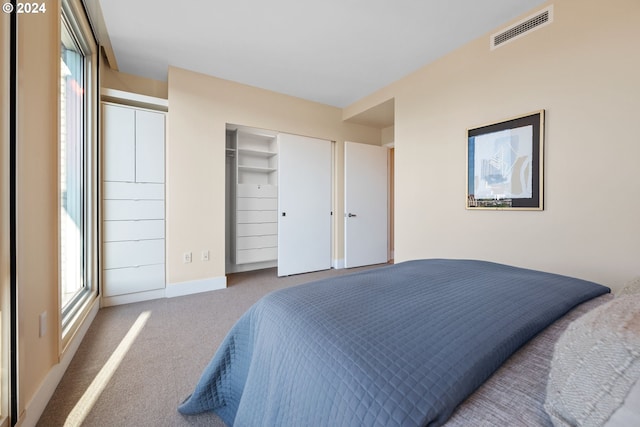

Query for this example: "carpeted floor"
[37,264,386,427]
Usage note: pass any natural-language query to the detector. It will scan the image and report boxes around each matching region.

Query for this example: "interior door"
[278,134,332,276]
[344,141,388,268]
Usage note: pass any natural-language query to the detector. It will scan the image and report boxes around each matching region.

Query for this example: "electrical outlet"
[183,252,192,263]
[39,311,47,337]
[201,250,210,261]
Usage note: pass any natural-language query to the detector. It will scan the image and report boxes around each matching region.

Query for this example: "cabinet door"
[103,104,135,182]
[135,110,165,183]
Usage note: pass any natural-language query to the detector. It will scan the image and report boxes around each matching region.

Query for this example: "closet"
[227,126,279,269]
[225,124,332,276]
[102,99,166,303]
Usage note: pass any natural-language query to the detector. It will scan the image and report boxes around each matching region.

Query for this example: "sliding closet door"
[278,134,331,276]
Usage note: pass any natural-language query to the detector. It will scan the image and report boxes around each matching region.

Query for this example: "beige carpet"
[37,264,386,427]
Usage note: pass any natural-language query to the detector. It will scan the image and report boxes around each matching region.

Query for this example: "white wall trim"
[20,299,99,427]
[101,88,168,109]
[165,276,227,298]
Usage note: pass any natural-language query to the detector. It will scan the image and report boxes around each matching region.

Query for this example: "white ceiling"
[96,0,547,109]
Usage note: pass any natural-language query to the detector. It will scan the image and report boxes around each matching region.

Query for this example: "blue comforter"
[178,259,609,426]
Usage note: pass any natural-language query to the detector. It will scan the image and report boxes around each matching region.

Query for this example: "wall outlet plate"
[39,311,47,337]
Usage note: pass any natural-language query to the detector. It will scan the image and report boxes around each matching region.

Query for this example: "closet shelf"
[237,148,277,158]
[238,165,277,173]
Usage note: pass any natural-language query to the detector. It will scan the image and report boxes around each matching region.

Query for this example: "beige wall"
[350,0,640,291]
[16,2,61,416]
[166,67,381,286]
[381,125,394,145]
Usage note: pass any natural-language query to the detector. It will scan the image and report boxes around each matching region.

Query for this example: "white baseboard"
[165,276,227,298]
[20,299,100,427]
[332,259,345,269]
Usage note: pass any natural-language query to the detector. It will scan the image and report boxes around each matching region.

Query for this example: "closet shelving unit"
[236,130,278,184]
[226,125,279,272]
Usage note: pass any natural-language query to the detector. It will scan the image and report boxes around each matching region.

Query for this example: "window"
[60,1,98,344]
[60,18,86,312]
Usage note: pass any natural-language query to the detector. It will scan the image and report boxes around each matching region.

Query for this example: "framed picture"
[467,110,544,210]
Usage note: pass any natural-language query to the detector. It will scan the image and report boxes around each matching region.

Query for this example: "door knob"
[348,213,357,217]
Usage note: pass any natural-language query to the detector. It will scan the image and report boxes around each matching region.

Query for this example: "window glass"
[60,18,87,313]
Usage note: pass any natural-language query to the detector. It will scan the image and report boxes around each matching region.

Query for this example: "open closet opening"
[225,124,279,274]
[225,124,332,277]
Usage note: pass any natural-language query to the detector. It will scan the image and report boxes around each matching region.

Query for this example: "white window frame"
[59,0,99,353]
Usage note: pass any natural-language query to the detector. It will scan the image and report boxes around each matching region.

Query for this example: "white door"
[278,134,332,276]
[344,141,388,268]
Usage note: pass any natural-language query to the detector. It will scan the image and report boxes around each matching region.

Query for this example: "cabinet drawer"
[237,197,277,211]
[237,235,277,250]
[237,222,277,237]
[103,200,164,220]
[236,247,277,264]
[103,239,165,269]
[237,210,277,224]
[103,220,165,242]
[103,263,165,297]
[103,182,164,200]
[237,183,277,198]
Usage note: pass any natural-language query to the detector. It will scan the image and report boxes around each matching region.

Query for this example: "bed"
[178,259,640,426]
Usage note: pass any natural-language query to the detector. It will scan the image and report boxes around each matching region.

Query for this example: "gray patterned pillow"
[544,294,640,427]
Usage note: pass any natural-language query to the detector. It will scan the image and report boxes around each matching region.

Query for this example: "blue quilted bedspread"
[178,259,609,426]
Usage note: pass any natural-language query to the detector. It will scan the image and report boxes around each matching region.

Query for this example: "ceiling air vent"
[490,5,553,50]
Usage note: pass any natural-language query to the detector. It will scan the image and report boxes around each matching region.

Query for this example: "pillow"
[544,293,640,427]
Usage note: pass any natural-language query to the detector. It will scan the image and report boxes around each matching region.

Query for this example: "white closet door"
[135,110,165,183]
[344,141,388,268]
[278,134,331,276]
[103,104,135,182]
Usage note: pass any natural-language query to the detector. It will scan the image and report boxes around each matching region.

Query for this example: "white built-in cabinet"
[102,102,166,298]
[227,128,279,268]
